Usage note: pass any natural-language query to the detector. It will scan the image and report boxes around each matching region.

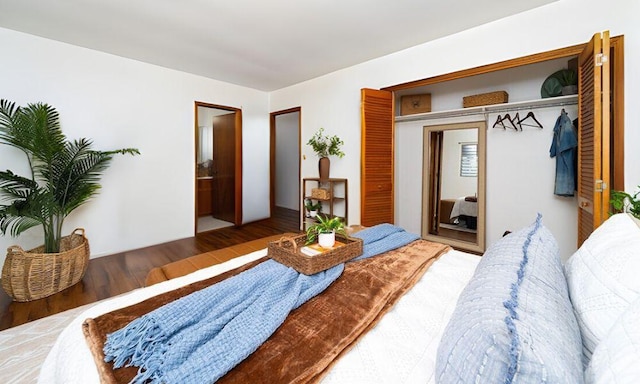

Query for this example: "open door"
[194,102,242,233]
[360,88,394,226]
[211,113,237,223]
[577,31,610,245]
[269,107,301,219]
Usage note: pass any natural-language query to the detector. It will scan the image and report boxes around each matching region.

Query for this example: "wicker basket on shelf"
[462,91,509,108]
[311,188,331,199]
[268,234,362,275]
[1,228,90,302]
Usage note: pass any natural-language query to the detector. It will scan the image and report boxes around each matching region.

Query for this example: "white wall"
[275,112,300,210]
[270,0,640,260]
[1,0,638,266]
[0,27,271,265]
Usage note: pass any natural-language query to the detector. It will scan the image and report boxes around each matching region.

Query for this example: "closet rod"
[485,99,577,115]
[395,95,578,122]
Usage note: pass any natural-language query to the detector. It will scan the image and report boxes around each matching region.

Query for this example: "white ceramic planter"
[318,231,335,248]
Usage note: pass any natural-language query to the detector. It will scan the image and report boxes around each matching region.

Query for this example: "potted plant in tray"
[0,99,139,301]
[307,127,345,181]
[306,215,347,249]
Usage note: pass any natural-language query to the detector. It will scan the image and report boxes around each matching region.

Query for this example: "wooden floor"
[436,226,477,243]
[0,207,300,331]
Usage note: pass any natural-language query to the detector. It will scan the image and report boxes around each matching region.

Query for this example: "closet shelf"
[395,94,578,122]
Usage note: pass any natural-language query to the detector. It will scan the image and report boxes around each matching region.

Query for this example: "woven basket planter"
[268,234,362,275]
[1,228,90,302]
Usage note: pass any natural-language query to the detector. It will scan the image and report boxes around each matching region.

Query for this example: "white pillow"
[585,295,640,383]
[564,213,640,363]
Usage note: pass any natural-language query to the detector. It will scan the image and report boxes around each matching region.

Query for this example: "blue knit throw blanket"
[103,224,419,384]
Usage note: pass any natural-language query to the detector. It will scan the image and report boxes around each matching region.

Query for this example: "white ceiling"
[0,0,556,91]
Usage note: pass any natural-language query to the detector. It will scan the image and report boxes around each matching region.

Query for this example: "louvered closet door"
[360,88,394,226]
[577,31,610,246]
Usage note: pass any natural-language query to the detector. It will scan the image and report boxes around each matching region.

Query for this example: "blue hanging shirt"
[549,110,578,196]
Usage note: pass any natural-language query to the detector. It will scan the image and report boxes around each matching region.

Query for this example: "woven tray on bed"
[268,234,363,275]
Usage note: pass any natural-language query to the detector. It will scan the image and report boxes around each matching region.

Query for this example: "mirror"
[198,124,214,177]
[421,121,486,253]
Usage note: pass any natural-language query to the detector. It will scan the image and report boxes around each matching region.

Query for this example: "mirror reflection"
[198,125,214,177]
[422,121,486,253]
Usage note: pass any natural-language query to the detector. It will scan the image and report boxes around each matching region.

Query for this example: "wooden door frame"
[194,101,243,234]
[269,107,302,216]
[422,121,487,253]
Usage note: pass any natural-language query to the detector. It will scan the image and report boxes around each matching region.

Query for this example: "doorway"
[270,108,301,225]
[195,102,243,233]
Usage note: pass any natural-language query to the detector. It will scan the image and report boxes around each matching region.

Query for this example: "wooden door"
[428,131,444,234]
[577,31,610,245]
[197,178,213,216]
[360,88,394,226]
[212,113,236,223]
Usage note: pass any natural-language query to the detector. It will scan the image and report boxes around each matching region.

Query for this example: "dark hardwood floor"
[0,207,300,331]
[436,226,477,243]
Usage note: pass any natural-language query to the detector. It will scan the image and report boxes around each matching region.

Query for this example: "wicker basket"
[311,188,331,200]
[268,234,363,275]
[462,91,509,108]
[1,228,90,302]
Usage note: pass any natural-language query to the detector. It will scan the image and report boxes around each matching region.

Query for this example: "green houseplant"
[307,128,345,181]
[0,99,139,300]
[541,68,578,98]
[306,215,347,247]
[610,186,640,219]
[307,127,345,159]
[304,198,322,218]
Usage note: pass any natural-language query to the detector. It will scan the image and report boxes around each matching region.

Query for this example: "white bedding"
[38,247,480,384]
[450,197,477,219]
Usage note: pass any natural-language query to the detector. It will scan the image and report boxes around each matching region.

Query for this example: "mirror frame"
[421,121,486,253]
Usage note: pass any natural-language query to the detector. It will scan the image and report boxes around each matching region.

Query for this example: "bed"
[16,215,640,382]
[448,196,477,230]
[439,197,477,230]
[37,226,480,384]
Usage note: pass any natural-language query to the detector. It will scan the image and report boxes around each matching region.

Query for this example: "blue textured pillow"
[436,215,584,383]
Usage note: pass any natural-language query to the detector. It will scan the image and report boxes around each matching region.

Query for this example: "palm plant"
[0,99,139,253]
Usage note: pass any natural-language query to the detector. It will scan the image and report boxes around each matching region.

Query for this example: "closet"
[361,31,624,253]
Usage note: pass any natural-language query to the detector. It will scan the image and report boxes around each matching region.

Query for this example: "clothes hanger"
[493,114,518,130]
[517,111,543,129]
[501,113,520,130]
[508,112,522,131]
[492,114,506,129]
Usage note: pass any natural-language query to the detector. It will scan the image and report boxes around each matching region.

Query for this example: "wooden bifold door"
[360,88,394,227]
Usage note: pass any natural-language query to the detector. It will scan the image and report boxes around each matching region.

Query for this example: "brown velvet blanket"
[83,239,450,383]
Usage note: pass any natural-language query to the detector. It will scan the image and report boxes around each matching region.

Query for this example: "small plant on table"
[306,215,347,247]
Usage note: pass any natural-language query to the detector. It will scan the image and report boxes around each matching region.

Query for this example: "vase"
[318,231,335,248]
[319,157,330,181]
